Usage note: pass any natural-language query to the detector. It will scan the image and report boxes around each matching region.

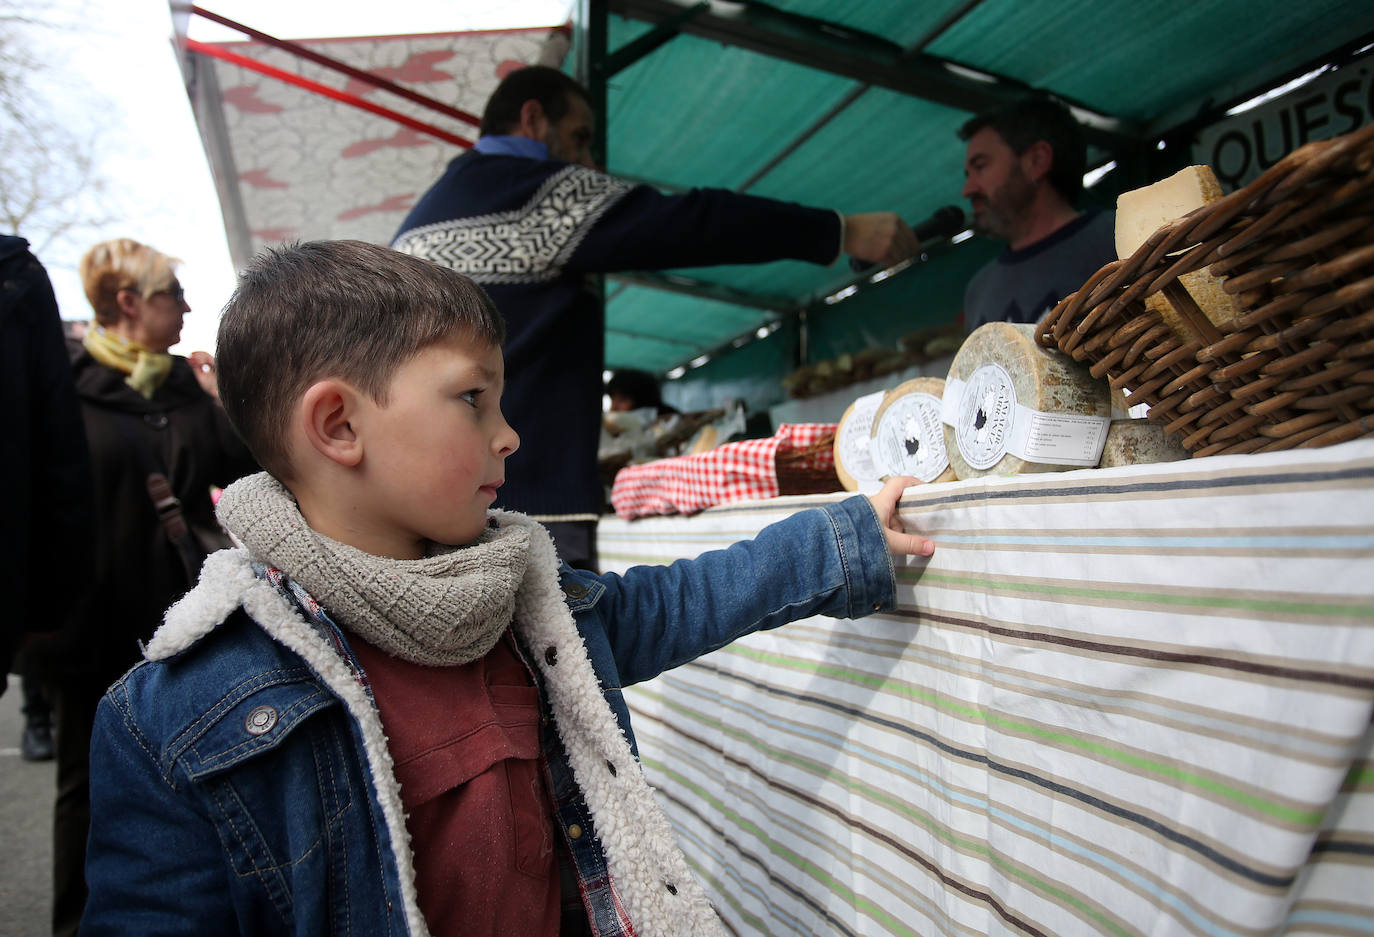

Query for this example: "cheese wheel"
[833,390,888,493]
[870,378,956,484]
[943,322,1111,479]
[1098,419,1191,468]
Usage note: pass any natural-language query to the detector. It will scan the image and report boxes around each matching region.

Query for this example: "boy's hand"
[868,476,935,557]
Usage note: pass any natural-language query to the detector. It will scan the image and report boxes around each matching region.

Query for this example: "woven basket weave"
[1036,122,1374,458]
[776,432,841,495]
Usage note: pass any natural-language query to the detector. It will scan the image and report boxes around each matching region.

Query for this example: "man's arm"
[565,179,917,273]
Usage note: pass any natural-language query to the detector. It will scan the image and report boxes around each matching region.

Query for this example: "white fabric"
[602,440,1374,937]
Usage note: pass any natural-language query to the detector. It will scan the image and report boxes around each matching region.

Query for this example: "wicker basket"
[776,432,841,495]
[1036,122,1374,458]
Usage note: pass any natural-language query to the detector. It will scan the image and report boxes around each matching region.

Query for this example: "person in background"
[79,240,934,937]
[0,236,92,763]
[958,95,1117,333]
[393,65,919,571]
[606,368,679,416]
[50,238,257,937]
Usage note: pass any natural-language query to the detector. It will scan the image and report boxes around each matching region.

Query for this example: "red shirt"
[350,630,561,937]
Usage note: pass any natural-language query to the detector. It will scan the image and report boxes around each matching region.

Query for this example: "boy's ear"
[299,379,363,467]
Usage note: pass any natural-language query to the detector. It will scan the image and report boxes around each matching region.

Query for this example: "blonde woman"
[45,238,256,937]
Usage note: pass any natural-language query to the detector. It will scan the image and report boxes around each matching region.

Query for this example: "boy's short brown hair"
[217,240,505,481]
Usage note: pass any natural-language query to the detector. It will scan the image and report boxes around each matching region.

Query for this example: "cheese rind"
[1099,419,1191,467]
[943,322,1111,478]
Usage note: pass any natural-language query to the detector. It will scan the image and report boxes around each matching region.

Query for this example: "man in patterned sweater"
[393,66,918,569]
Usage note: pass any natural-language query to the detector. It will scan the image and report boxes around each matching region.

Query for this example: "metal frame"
[579,0,1148,375]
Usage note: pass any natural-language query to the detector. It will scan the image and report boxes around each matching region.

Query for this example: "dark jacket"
[0,236,92,684]
[393,151,843,520]
[62,347,257,677]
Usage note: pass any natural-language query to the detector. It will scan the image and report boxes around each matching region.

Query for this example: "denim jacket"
[80,496,896,937]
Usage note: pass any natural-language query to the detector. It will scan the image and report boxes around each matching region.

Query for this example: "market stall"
[599,438,1374,937]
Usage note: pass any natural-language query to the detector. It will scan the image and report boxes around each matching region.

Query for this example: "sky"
[22,0,573,355]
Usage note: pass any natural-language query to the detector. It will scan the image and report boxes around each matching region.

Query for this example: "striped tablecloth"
[598,438,1374,937]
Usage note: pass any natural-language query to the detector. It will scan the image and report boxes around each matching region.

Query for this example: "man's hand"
[867,476,934,557]
[843,212,920,268]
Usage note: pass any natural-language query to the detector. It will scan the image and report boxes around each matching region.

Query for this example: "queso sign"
[1193,50,1373,191]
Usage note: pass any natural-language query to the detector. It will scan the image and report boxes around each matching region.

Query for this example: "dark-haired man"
[958,97,1117,333]
[394,66,918,569]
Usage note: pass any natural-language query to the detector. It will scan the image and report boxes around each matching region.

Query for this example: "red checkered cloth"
[610,423,838,520]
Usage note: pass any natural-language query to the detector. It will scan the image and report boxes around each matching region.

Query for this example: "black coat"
[62,347,258,677]
[0,236,92,684]
[393,151,842,519]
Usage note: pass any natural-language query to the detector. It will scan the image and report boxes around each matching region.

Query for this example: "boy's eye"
[458,389,483,407]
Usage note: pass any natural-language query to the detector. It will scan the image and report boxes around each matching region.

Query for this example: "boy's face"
[352,336,519,559]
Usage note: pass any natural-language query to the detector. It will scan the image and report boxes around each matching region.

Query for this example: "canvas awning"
[176,1,1374,384]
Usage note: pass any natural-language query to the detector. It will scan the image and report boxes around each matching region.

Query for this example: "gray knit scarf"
[216,473,530,666]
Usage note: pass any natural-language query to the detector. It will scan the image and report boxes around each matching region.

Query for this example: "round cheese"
[1098,419,1191,468]
[833,390,888,493]
[943,322,1111,478]
[871,378,956,484]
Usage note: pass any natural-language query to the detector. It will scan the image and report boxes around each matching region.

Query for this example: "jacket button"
[563,581,587,599]
[544,646,558,666]
[245,705,278,736]
[605,759,617,776]
[665,881,678,895]
[568,824,583,840]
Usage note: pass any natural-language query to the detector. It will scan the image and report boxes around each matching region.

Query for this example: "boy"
[79,240,934,937]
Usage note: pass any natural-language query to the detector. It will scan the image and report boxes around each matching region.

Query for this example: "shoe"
[20,722,55,762]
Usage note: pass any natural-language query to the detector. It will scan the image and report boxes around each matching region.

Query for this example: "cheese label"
[949,365,1016,469]
[835,391,886,494]
[873,392,948,482]
[1010,410,1110,466]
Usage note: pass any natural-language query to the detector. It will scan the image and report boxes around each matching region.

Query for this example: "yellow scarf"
[83,325,173,399]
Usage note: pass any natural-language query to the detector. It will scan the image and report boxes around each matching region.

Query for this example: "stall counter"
[597,438,1374,937]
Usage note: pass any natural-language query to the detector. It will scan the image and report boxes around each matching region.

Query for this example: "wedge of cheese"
[1115,165,1225,257]
[1116,165,1246,337]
